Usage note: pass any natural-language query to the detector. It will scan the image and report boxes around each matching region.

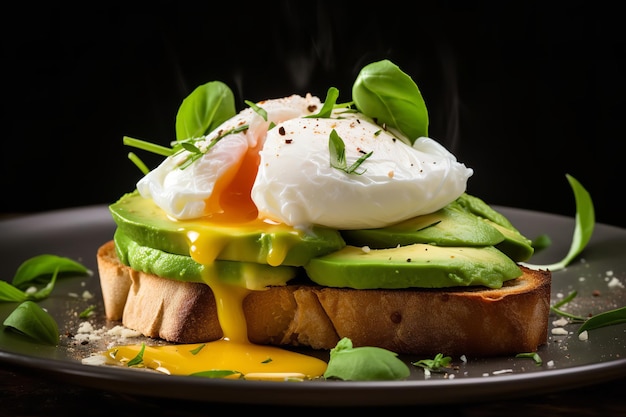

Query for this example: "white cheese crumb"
[492,369,513,375]
[607,277,624,289]
[423,368,431,379]
[460,354,467,363]
[82,354,109,366]
[578,330,589,341]
[82,290,94,300]
[25,286,38,295]
[551,328,569,336]
[546,360,555,368]
[552,317,569,327]
[68,292,79,298]
[361,246,371,253]
[606,270,614,277]
[106,325,142,338]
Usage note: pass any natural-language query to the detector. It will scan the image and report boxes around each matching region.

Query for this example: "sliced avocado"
[114,229,297,290]
[304,244,522,289]
[485,220,534,262]
[110,191,345,266]
[455,193,516,230]
[339,203,505,248]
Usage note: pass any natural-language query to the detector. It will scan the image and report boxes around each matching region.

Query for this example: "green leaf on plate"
[12,254,89,289]
[578,306,626,334]
[323,337,410,381]
[523,174,595,271]
[3,300,59,345]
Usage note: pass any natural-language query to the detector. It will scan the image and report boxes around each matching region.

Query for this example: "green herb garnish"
[578,306,626,334]
[411,353,452,372]
[79,305,96,318]
[550,291,586,322]
[305,87,339,119]
[190,343,206,355]
[328,129,372,175]
[515,352,542,365]
[127,343,146,367]
[191,370,243,379]
[323,337,410,381]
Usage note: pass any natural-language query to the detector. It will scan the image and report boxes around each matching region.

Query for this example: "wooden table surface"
[1,366,625,416]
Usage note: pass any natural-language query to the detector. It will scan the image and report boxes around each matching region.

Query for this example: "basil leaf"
[522,174,595,271]
[12,254,88,289]
[175,81,236,141]
[0,281,28,302]
[324,337,410,381]
[578,306,626,334]
[352,59,428,145]
[3,301,59,345]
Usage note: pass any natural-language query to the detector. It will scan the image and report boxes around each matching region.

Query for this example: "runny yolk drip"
[105,252,327,380]
[105,145,328,379]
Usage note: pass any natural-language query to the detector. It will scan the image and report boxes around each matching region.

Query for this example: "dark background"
[2,1,624,228]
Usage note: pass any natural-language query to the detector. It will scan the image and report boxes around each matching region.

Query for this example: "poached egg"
[137,94,473,229]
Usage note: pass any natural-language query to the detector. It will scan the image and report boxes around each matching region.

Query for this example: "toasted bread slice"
[97,240,551,357]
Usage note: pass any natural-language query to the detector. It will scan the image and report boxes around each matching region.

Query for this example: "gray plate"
[0,205,625,406]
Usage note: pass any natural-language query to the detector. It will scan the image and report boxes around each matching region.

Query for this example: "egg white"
[251,113,473,230]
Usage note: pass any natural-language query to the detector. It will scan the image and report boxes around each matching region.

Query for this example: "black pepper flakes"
[285,139,293,144]
[307,104,318,113]
[278,126,286,136]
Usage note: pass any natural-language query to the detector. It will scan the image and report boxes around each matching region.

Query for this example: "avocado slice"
[454,193,534,261]
[486,220,534,262]
[110,191,346,266]
[339,203,505,249]
[455,193,516,230]
[304,244,522,289]
[114,229,297,289]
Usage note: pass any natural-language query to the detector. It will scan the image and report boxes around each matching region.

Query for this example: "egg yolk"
[105,145,328,380]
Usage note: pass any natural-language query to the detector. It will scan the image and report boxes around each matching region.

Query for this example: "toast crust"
[97,240,551,356]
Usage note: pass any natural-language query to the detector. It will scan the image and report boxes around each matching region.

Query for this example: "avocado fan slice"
[304,244,522,290]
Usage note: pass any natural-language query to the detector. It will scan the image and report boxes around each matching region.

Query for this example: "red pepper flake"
[278,126,286,136]
[592,289,601,297]
[285,139,293,144]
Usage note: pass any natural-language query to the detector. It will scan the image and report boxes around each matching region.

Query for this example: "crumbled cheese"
[546,360,555,368]
[423,368,431,379]
[578,330,589,341]
[607,277,624,289]
[460,354,467,363]
[552,317,569,327]
[492,369,513,375]
[82,290,94,300]
[25,286,38,294]
[551,328,569,336]
[361,246,371,253]
[106,325,142,338]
